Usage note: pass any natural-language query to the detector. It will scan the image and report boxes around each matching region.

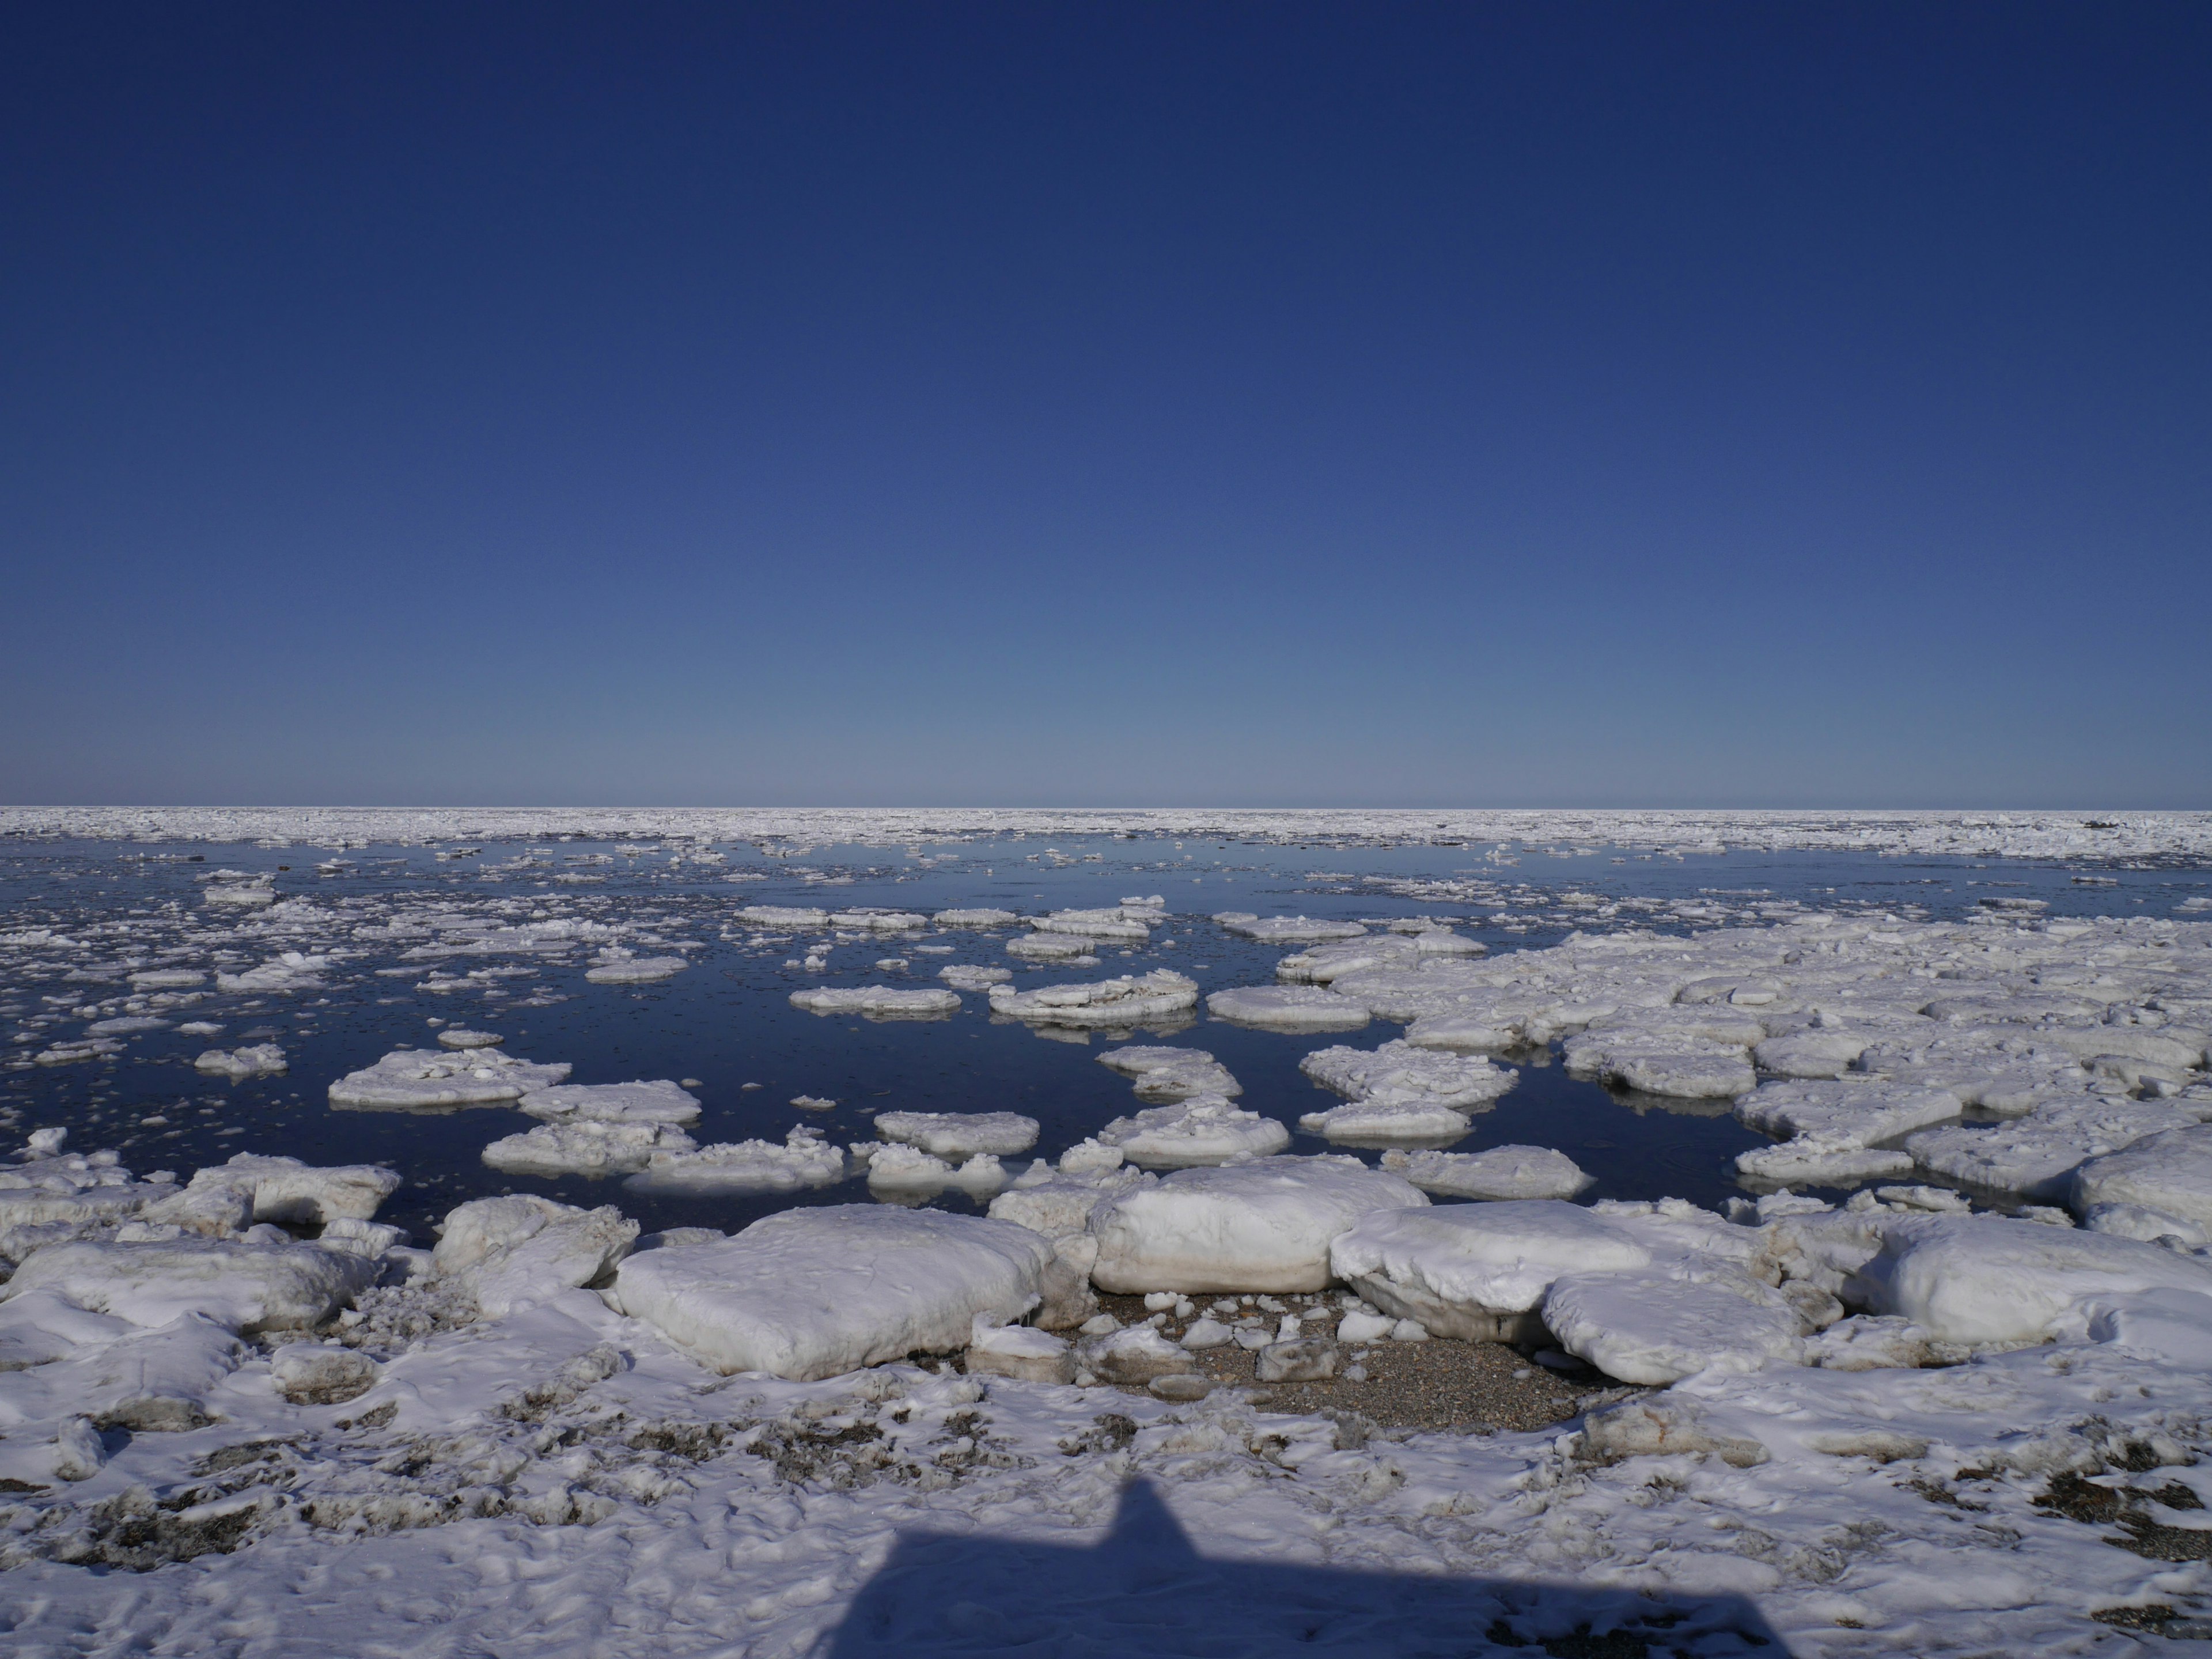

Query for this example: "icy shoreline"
[5,805,2211,862]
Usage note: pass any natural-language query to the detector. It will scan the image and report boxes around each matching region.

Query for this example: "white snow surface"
[1205,985,1373,1030]
[1300,1039,1518,1111]
[2071,1124,2212,1229]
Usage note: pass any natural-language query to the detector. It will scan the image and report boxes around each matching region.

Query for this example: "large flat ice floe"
[989,971,1199,1027]
[872,1111,1039,1158]
[1299,1039,1518,1111]
[1095,1096,1291,1167]
[327,1047,573,1110]
[612,1206,1055,1378]
[787,986,961,1018]
[1205,984,1372,1031]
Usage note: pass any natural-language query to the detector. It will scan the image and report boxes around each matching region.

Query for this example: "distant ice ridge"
[9,804,2210,861]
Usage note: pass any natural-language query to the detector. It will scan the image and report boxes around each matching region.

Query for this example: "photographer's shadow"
[827,1477,1786,1657]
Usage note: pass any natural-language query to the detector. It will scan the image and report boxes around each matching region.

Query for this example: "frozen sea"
[6,828,2206,1242]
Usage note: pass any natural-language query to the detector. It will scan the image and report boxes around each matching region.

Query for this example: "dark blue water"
[2,834,2202,1244]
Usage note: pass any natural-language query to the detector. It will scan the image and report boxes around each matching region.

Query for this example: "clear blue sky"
[3,3,2206,808]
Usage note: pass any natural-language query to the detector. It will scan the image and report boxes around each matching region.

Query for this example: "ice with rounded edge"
[192,1043,288,1080]
[1006,934,1098,961]
[431,1195,638,1319]
[585,951,688,983]
[1853,1213,2212,1346]
[215,953,329,994]
[735,905,828,927]
[1215,915,1369,943]
[1907,1096,2197,1200]
[1097,1096,1290,1168]
[1031,908,1152,941]
[612,1205,1054,1378]
[1378,1145,1593,1201]
[1096,1046,1240,1101]
[1090,1155,1426,1294]
[789,986,961,1018]
[1297,1100,1471,1142]
[1300,1040,1516,1111]
[328,1047,572,1111]
[518,1079,702,1126]
[482,1120,694,1176]
[874,1111,1039,1159]
[435,1028,505,1050]
[2071,1124,2212,1229]
[990,971,1199,1027]
[0,1238,378,1333]
[2083,1202,2210,1249]
[1544,1268,1807,1384]
[938,964,1012,991]
[142,1153,402,1231]
[1330,1201,1650,1339]
[1205,986,1370,1031]
[624,1127,846,1194]
[933,908,1021,927]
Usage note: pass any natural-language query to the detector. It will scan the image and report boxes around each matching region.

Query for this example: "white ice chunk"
[831,909,929,931]
[1097,1096,1290,1168]
[1005,933,1100,961]
[1096,1046,1241,1101]
[2072,1124,2212,1230]
[933,908,1021,927]
[613,1205,1054,1378]
[625,1127,846,1194]
[435,1028,505,1050]
[431,1195,638,1319]
[191,1043,289,1080]
[1215,915,1369,943]
[1907,1096,2197,1200]
[142,1153,401,1231]
[1205,986,1370,1031]
[789,986,961,1018]
[585,950,688,983]
[1734,1080,1964,1146]
[517,1078,703,1126]
[1378,1145,1594,1201]
[990,971,1199,1027]
[1853,1213,2212,1346]
[328,1047,572,1111]
[0,1238,377,1333]
[874,1111,1039,1158]
[938,964,1013,991]
[1090,1155,1426,1293]
[1299,1099,1471,1141]
[1562,1029,1755,1099]
[1331,1201,1650,1336]
[735,906,829,927]
[1543,1268,1807,1384]
[482,1119,695,1176]
[1300,1040,1517,1111]
[1031,908,1152,940]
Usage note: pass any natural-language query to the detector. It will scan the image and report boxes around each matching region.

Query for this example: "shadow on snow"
[825,1477,1787,1657]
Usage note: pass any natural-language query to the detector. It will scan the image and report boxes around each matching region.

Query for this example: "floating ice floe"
[937,964,1012,991]
[1296,1100,1471,1142]
[86,1016,169,1037]
[193,1043,288,1080]
[830,908,928,932]
[933,908,1021,927]
[1275,930,1483,984]
[989,971,1199,1027]
[214,952,329,994]
[1029,907,1154,941]
[611,1205,1055,1378]
[788,986,961,1018]
[873,1111,1039,1158]
[434,1027,505,1049]
[1005,933,1099,961]
[584,950,688,983]
[624,1127,846,1194]
[430,1195,638,1319]
[2071,1124,2212,1230]
[857,1143,1010,1196]
[1090,1155,1426,1293]
[201,877,276,908]
[1299,1039,1517,1111]
[1097,1096,1290,1167]
[1205,986,1370,1031]
[1095,1045,1240,1100]
[142,1153,401,1232]
[1214,914,1369,944]
[482,1120,695,1176]
[328,1047,573,1110]
[1734,1078,1965,1145]
[1330,1201,1652,1342]
[517,1078,702,1126]
[127,968,204,989]
[734,905,829,927]
[1905,1094,2199,1200]
[1561,1025,1756,1099]
[1378,1144,1594,1200]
